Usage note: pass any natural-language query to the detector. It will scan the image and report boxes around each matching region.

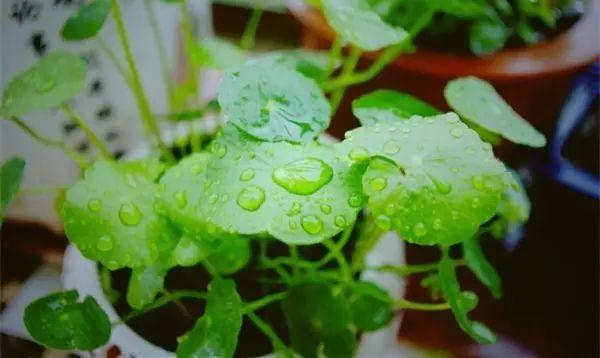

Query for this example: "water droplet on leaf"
[87,199,102,212]
[334,215,347,228]
[301,215,323,234]
[412,222,427,237]
[272,158,333,195]
[348,193,363,208]
[96,235,113,251]
[236,186,265,211]
[348,146,370,161]
[369,177,387,192]
[118,202,143,226]
[174,190,187,209]
[239,168,255,182]
[383,140,400,154]
[375,215,391,230]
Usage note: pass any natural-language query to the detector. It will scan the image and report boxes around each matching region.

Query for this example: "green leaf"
[118,158,167,182]
[348,281,393,331]
[218,60,330,143]
[498,170,530,224]
[213,0,287,12]
[259,49,340,82]
[61,160,179,270]
[433,0,489,18]
[352,90,440,126]
[420,273,442,300]
[469,15,511,56]
[197,125,364,245]
[177,278,242,358]
[193,37,247,70]
[438,255,497,344]
[1,157,25,215]
[338,113,508,246]
[445,77,546,147]
[127,263,168,309]
[205,236,251,275]
[60,0,110,41]
[0,52,87,117]
[323,0,408,51]
[282,280,355,358]
[517,0,556,27]
[463,235,501,298]
[24,290,111,350]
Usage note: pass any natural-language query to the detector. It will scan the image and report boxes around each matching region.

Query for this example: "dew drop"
[375,215,391,230]
[118,202,143,226]
[208,194,219,204]
[272,158,333,195]
[239,168,256,182]
[190,164,203,175]
[174,190,187,209]
[87,199,102,212]
[96,235,113,251]
[334,215,347,228]
[35,78,56,93]
[348,146,370,161]
[289,221,298,230]
[383,140,400,154]
[471,175,485,191]
[301,215,323,235]
[450,128,463,138]
[431,177,452,194]
[288,202,302,216]
[348,193,363,208]
[236,186,265,211]
[432,218,443,230]
[320,204,332,214]
[412,222,427,237]
[385,203,397,215]
[369,177,387,192]
[471,197,481,208]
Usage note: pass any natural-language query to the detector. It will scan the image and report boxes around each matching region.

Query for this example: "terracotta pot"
[288,1,600,140]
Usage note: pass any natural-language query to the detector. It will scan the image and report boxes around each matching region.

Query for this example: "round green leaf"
[282,280,355,358]
[348,281,393,331]
[469,15,510,56]
[177,278,242,358]
[0,52,87,117]
[444,77,546,147]
[61,160,179,270]
[323,0,408,51]
[337,113,508,246]
[24,290,111,350]
[352,90,440,126]
[1,157,25,213]
[218,60,331,143]
[205,236,251,275]
[60,0,110,41]
[198,125,364,245]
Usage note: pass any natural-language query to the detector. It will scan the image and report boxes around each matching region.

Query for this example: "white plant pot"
[62,232,406,358]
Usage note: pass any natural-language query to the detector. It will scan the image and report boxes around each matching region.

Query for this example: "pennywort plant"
[1,0,544,356]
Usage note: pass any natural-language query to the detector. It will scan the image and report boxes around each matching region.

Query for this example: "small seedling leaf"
[348,281,393,331]
[60,0,110,41]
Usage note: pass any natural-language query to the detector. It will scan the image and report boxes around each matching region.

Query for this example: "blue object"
[543,62,600,198]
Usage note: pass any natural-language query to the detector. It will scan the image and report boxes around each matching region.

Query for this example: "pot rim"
[287,0,600,80]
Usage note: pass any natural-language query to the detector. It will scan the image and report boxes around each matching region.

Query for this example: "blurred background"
[1,0,598,357]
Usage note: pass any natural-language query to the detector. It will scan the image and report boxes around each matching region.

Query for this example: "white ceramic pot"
[62,231,406,358]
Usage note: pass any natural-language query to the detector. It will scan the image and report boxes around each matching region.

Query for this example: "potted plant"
[288,0,600,135]
[1,0,540,356]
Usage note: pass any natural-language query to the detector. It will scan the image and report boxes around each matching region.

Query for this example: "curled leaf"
[24,290,111,350]
[445,77,546,147]
[463,235,501,298]
[176,278,242,358]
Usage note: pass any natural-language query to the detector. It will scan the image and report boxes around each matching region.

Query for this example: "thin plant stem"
[326,36,342,78]
[61,104,112,159]
[242,291,287,314]
[370,259,467,276]
[246,312,291,357]
[143,0,174,104]
[322,8,435,92]
[240,8,263,50]
[322,239,351,282]
[329,46,361,114]
[115,290,206,325]
[95,37,131,87]
[395,299,451,311]
[179,0,200,104]
[162,289,191,317]
[108,0,174,162]
[8,117,89,169]
[289,245,300,276]
[315,222,355,268]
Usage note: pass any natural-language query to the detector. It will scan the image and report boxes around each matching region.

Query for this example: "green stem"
[329,46,361,114]
[315,222,355,268]
[108,0,173,162]
[162,289,191,317]
[95,37,131,88]
[17,186,65,197]
[322,239,351,282]
[246,312,291,357]
[325,36,342,78]
[240,8,263,50]
[116,290,206,325]
[322,8,435,92]
[395,299,451,311]
[143,0,174,103]
[243,291,287,314]
[7,117,89,169]
[289,245,300,276]
[61,104,112,159]
[371,259,467,276]
[179,0,200,104]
